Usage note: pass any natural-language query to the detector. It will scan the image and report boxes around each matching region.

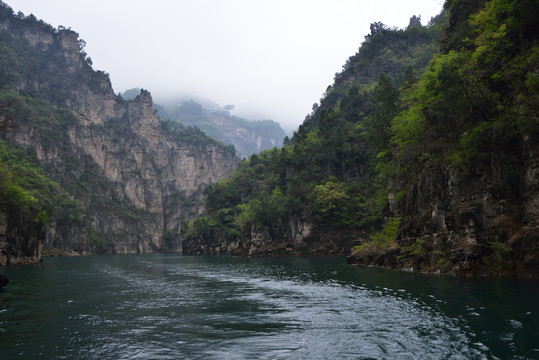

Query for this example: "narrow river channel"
[1,254,537,359]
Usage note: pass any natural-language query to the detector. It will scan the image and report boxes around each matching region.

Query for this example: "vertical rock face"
[390,137,539,276]
[0,211,43,266]
[347,138,539,277]
[0,11,238,258]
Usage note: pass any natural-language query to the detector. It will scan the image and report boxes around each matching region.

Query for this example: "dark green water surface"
[1,254,537,359]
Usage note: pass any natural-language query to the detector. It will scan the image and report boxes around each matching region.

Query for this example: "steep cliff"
[0,3,238,261]
[347,0,539,277]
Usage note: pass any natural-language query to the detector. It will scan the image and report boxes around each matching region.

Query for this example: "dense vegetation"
[184,14,445,249]
[185,0,538,274]
[0,136,84,228]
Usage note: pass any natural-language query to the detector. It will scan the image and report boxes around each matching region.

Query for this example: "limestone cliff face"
[0,13,238,257]
[0,211,43,266]
[348,136,539,277]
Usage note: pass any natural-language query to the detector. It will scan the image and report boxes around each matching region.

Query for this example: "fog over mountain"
[9,0,443,130]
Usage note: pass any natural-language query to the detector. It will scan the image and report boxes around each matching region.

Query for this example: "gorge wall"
[347,0,539,277]
[348,143,539,277]
[0,5,238,263]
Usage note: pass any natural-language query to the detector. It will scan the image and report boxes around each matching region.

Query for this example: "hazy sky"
[8,0,443,131]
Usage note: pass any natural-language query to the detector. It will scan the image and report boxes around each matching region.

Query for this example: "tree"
[313,181,356,227]
[364,73,400,153]
[401,66,417,89]
[370,22,387,36]
[408,15,422,28]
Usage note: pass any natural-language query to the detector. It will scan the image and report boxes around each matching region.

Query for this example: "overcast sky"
[8,0,443,131]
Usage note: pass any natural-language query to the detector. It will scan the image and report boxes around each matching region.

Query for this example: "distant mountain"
[121,89,286,158]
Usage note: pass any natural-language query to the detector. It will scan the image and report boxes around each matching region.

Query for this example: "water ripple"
[1,254,537,359]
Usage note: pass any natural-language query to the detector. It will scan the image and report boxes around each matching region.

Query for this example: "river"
[0,254,537,359]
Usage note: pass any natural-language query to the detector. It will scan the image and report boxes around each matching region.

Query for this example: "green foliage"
[313,182,354,226]
[0,139,84,228]
[3,185,37,212]
[354,217,401,252]
[398,237,427,261]
[187,216,218,239]
[392,0,538,183]
[184,0,538,270]
[186,18,447,243]
[483,240,513,269]
[363,73,401,154]
[226,228,240,242]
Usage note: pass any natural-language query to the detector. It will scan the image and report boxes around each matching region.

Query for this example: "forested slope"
[185,0,538,277]
[182,14,445,256]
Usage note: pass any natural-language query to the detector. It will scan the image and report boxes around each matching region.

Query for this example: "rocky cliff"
[347,0,539,277]
[0,4,238,261]
[348,141,539,277]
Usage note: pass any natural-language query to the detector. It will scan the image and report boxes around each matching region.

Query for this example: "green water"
[0,254,537,359]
